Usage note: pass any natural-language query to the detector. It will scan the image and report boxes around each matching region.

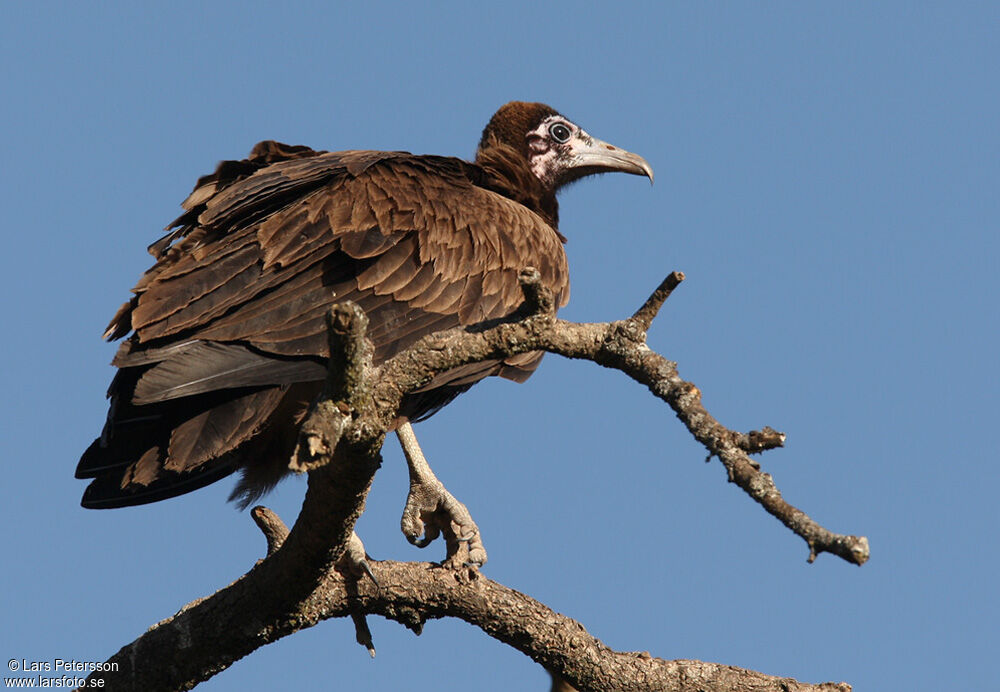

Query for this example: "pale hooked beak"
[565,132,654,184]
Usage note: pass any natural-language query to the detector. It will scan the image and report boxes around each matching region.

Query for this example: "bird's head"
[476,101,653,193]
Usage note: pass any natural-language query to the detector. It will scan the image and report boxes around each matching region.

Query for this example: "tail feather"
[78,380,318,509]
[80,453,237,509]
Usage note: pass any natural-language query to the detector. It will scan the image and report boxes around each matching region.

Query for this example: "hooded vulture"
[77,101,652,560]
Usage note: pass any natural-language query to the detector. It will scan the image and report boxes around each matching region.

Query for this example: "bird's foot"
[401,474,487,568]
[396,419,487,568]
[335,531,379,587]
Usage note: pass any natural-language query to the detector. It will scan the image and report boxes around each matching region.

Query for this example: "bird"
[77,101,652,563]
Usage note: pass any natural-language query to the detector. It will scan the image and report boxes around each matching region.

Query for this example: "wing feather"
[132,342,324,404]
[104,145,568,448]
[84,143,570,508]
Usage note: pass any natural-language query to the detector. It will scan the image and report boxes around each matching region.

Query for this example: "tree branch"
[631,269,685,330]
[90,540,852,692]
[250,506,288,556]
[375,271,868,565]
[83,272,867,691]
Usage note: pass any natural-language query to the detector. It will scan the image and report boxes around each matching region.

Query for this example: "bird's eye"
[548,122,572,143]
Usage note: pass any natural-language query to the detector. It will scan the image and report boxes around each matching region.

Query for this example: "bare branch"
[87,549,851,692]
[733,426,787,455]
[370,274,868,565]
[290,302,373,473]
[84,273,866,690]
[615,352,867,566]
[631,270,685,330]
[250,506,289,556]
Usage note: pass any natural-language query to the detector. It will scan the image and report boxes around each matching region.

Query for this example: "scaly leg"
[396,419,487,567]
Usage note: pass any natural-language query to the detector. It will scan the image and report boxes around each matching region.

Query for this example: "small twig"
[734,426,787,454]
[250,506,289,556]
[718,448,869,565]
[631,271,685,331]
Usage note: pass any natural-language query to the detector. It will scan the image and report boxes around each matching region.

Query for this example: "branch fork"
[84,269,868,692]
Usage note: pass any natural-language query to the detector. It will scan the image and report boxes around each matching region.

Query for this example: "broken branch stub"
[291,302,374,473]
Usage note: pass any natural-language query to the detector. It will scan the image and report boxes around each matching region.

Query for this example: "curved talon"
[337,532,378,584]
[410,534,435,549]
[404,518,440,548]
[359,559,379,588]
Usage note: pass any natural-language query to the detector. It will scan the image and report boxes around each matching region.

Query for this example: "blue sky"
[2,2,997,690]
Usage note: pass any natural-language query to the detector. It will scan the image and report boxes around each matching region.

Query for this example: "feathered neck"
[474,140,560,232]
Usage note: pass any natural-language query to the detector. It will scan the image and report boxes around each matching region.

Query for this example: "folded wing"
[79,142,568,508]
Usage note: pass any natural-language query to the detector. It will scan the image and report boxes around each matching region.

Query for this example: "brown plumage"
[77,102,652,509]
